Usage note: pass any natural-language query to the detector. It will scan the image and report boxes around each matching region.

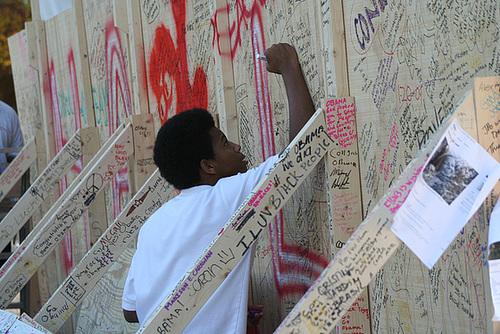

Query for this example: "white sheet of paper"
[391,119,500,269]
[490,259,500,321]
[5,320,46,334]
[490,200,500,247]
[0,310,17,334]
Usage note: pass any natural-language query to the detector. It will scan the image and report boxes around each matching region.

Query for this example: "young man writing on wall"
[122,43,315,332]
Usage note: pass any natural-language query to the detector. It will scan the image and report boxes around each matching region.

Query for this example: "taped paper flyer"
[391,119,500,269]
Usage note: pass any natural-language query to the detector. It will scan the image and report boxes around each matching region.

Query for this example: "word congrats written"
[139,109,333,333]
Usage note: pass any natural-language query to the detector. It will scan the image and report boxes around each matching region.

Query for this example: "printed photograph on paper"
[422,138,478,204]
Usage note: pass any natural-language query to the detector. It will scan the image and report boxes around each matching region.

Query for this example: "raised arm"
[264,43,315,141]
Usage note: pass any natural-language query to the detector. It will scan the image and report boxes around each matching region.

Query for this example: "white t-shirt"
[123,155,279,333]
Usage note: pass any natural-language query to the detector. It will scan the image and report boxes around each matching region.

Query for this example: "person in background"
[0,100,23,174]
[122,43,315,332]
[0,100,24,264]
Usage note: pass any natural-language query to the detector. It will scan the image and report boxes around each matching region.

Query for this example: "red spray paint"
[105,19,132,219]
[48,58,74,274]
[149,0,208,124]
[68,48,90,252]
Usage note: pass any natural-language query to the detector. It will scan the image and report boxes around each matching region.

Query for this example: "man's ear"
[200,159,216,175]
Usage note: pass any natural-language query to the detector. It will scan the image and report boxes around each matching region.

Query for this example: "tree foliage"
[0,0,31,109]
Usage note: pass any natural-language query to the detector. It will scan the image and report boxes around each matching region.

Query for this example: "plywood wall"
[8,30,43,144]
[343,0,500,332]
[6,0,500,333]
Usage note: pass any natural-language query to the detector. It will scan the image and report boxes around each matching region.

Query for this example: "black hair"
[154,108,215,189]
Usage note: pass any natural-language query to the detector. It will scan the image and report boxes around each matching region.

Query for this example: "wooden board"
[9,36,49,308]
[0,139,36,203]
[7,30,43,146]
[139,109,331,333]
[0,132,81,253]
[0,124,134,308]
[130,114,156,188]
[124,0,150,117]
[323,97,370,333]
[45,6,97,279]
[82,0,133,228]
[80,127,108,249]
[211,0,238,142]
[322,0,350,97]
[474,76,500,331]
[34,170,175,332]
[29,19,57,174]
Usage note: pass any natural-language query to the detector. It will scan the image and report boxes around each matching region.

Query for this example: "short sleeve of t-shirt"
[122,261,136,311]
[216,154,280,214]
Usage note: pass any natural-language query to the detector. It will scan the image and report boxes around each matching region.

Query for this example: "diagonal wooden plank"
[33,169,176,332]
[0,124,134,308]
[0,131,82,253]
[0,138,36,203]
[274,92,475,333]
[139,109,332,333]
[0,125,125,283]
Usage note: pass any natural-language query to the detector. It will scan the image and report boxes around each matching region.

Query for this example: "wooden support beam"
[34,131,49,192]
[72,0,97,128]
[139,109,332,333]
[328,0,350,97]
[275,93,474,333]
[474,76,500,332]
[0,124,134,308]
[0,132,81,253]
[113,0,129,33]
[32,130,51,311]
[31,19,56,171]
[323,97,370,333]
[24,22,38,71]
[0,138,36,202]
[80,127,109,248]
[213,0,239,144]
[131,114,156,188]
[126,0,150,116]
[34,170,175,332]
[30,0,41,21]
